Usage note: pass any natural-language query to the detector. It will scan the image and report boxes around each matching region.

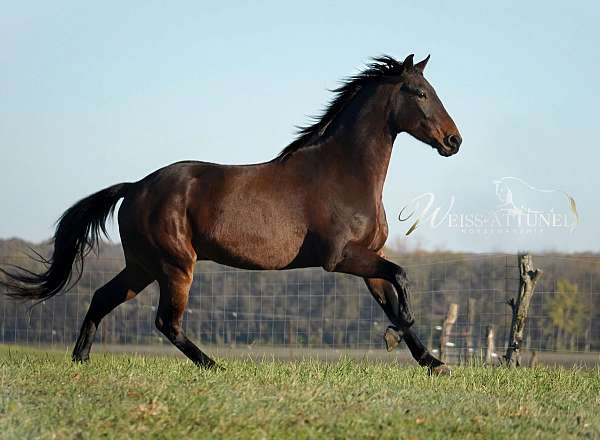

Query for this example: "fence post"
[529,350,538,367]
[440,303,458,364]
[287,320,295,346]
[485,325,495,364]
[504,253,543,366]
[464,298,476,363]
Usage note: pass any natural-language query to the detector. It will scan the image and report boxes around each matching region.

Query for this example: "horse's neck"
[319,86,396,198]
[358,138,394,198]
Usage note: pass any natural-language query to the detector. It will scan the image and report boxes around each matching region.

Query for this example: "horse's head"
[392,54,462,157]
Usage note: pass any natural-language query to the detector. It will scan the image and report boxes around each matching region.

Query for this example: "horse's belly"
[193,206,306,270]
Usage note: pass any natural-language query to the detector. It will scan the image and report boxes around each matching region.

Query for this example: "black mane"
[276,55,406,161]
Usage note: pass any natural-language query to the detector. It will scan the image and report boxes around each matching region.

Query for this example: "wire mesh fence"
[1,253,600,362]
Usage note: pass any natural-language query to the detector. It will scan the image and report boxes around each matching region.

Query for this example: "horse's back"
[118,160,310,270]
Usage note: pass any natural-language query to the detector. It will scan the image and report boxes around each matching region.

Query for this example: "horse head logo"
[492,177,579,230]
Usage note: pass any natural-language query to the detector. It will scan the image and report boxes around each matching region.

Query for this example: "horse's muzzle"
[444,134,462,152]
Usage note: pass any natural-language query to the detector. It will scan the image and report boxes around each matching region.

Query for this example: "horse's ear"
[414,55,430,73]
[402,54,414,70]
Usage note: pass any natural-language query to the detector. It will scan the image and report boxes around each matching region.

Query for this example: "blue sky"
[1,1,598,252]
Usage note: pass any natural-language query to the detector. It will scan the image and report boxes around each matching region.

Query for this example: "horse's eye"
[401,84,426,99]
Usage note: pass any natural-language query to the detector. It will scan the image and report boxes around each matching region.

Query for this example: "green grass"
[1,345,599,439]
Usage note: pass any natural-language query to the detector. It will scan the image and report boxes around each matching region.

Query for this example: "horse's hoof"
[428,364,452,376]
[203,361,225,371]
[384,326,402,352]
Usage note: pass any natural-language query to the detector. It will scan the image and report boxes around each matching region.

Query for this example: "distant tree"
[548,278,589,350]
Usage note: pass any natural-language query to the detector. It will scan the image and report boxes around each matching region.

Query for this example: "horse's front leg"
[364,278,450,376]
[329,243,450,375]
[330,244,414,325]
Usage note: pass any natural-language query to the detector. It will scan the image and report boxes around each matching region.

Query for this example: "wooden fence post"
[464,298,476,363]
[440,303,458,364]
[529,350,538,368]
[485,325,495,364]
[504,253,543,366]
[287,320,295,345]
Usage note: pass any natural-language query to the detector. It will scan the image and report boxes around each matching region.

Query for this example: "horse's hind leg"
[72,265,152,362]
[155,264,216,369]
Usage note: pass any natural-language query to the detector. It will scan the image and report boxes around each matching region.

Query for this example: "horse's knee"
[155,315,172,336]
[155,316,184,343]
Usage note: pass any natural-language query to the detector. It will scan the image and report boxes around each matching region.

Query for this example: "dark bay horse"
[1,54,462,374]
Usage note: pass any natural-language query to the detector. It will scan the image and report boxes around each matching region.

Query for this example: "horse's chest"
[371,203,389,250]
[333,200,388,249]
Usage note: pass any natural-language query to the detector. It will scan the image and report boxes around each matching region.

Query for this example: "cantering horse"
[1,54,462,374]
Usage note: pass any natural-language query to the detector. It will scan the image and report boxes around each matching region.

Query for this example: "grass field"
[1,345,599,439]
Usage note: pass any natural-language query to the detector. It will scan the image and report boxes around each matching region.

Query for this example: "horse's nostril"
[445,134,462,150]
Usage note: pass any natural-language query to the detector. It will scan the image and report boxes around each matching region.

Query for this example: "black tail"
[0,182,130,301]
